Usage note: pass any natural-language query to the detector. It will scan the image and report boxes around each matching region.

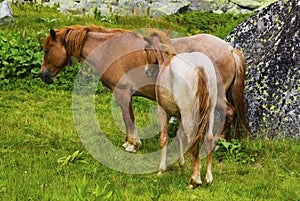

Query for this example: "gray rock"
[48,0,276,16]
[226,0,300,138]
[189,0,277,14]
[231,0,261,10]
[0,0,14,26]
[49,0,190,16]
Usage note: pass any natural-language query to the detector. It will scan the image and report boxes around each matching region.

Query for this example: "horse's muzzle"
[40,70,53,84]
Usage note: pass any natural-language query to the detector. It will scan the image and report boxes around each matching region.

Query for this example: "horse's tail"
[228,48,251,137]
[190,67,210,156]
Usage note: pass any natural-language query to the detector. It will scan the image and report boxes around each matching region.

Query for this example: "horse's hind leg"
[157,105,170,175]
[205,110,216,184]
[180,115,202,189]
[176,120,186,168]
[114,88,141,152]
[188,141,202,189]
[222,100,236,141]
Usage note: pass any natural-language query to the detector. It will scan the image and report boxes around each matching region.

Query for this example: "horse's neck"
[79,31,145,75]
[80,32,123,60]
[78,32,125,72]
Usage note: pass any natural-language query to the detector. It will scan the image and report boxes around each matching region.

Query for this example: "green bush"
[0,31,82,90]
[0,31,43,79]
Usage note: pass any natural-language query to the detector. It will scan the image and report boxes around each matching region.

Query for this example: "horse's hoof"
[127,136,142,150]
[157,171,163,176]
[125,144,136,153]
[188,176,202,189]
[179,157,185,168]
[205,173,213,185]
[134,140,142,150]
[187,184,195,190]
[158,162,167,174]
[122,141,129,148]
[187,183,201,190]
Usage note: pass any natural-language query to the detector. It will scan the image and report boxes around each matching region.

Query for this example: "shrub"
[0,31,44,88]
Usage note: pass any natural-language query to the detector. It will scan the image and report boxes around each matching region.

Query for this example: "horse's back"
[171,52,217,89]
[171,34,234,91]
[163,52,217,112]
[171,34,232,56]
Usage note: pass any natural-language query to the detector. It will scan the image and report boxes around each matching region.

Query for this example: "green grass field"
[0,3,299,201]
[1,87,299,200]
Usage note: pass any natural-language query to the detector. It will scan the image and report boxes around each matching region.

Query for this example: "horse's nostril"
[40,70,53,84]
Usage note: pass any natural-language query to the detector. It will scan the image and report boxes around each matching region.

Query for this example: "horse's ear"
[143,36,152,45]
[50,29,56,40]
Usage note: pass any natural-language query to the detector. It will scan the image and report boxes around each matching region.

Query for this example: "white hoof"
[158,162,167,174]
[188,175,202,189]
[206,172,213,184]
[157,171,163,176]
[158,167,166,175]
[179,156,185,167]
[187,180,201,190]
[125,144,136,153]
[122,142,129,148]
[187,184,195,190]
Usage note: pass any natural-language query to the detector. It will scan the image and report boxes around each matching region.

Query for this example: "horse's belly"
[157,87,180,118]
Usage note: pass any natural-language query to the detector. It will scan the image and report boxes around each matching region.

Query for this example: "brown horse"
[40,25,249,152]
[144,32,219,188]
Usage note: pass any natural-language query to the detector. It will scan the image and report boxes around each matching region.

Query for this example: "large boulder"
[225,0,299,138]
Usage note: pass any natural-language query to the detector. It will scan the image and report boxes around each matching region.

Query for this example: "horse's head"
[40,29,72,84]
[143,30,174,77]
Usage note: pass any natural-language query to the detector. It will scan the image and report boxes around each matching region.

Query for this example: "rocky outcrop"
[226,0,299,138]
[189,0,277,14]
[47,0,190,16]
[46,0,276,16]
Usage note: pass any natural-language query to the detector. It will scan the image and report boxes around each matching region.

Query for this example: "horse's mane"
[47,25,130,58]
[148,30,176,59]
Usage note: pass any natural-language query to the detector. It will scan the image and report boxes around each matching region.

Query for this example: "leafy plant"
[91,182,114,201]
[215,138,260,164]
[73,176,114,201]
[57,150,88,167]
[0,31,45,90]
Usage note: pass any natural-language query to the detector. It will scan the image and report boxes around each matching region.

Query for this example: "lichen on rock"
[226,0,299,138]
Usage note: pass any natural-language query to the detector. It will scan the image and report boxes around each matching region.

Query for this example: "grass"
[0,87,299,200]
[0,3,299,201]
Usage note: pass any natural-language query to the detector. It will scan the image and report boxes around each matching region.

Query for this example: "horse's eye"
[44,49,49,54]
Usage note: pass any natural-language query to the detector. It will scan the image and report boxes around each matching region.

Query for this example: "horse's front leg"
[157,105,170,175]
[113,88,141,152]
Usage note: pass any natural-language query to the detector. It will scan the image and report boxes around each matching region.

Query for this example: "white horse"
[144,32,218,189]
